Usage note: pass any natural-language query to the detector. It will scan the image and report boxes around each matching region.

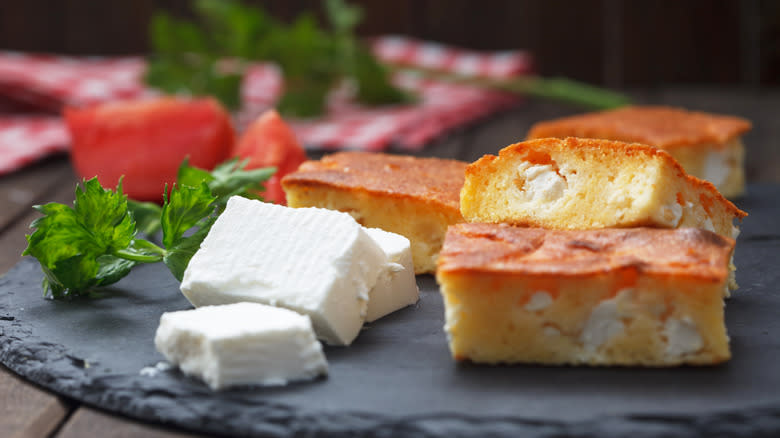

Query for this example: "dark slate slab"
[1,185,780,437]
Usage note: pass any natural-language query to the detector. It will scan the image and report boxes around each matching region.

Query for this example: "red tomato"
[65,97,234,202]
[232,110,307,205]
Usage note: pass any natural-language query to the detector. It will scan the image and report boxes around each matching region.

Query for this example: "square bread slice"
[282,152,467,274]
[526,106,751,198]
[460,137,746,239]
[436,224,735,366]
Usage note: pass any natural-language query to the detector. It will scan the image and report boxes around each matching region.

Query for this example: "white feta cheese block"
[364,228,419,322]
[180,196,387,346]
[154,303,328,390]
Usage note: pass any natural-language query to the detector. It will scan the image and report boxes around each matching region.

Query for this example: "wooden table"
[1,88,777,437]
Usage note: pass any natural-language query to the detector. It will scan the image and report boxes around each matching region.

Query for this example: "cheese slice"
[180,196,387,346]
[154,302,328,390]
[364,228,419,322]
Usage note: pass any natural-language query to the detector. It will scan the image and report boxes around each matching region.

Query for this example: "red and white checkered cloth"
[0,35,532,175]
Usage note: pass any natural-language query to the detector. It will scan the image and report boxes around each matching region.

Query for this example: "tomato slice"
[232,110,307,205]
[66,97,234,202]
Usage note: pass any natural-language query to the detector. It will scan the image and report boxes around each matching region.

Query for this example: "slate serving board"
[2,185,780,438]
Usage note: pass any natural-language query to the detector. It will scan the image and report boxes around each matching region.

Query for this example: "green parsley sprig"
[23,159,274,299]
[145,0,409,117]
[128,158,275,236]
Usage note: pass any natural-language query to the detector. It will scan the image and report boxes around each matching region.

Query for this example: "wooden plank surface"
[0,160,75,275]
[0,366,71,438]
[0,160,205,438]
[0,160,76,438]
[57,408,205,438]
[0,157,73,232]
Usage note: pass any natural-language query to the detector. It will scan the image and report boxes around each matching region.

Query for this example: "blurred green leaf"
[145,0,408,115]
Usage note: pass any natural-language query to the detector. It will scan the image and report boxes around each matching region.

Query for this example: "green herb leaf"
[128,158,274,247]
[199,159,275,204]
[23,164,261,298]
[161,182,216,249]
[160,182,217,280]
[195,0,274,59]
[352,48,412,106]
[145,0,408,116]
[128,200,163,235]
[325,0,362,35]
[163,214,217,282]
[178,157,275,206]
[23,178,145,298]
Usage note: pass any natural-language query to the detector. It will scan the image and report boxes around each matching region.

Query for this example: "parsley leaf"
[23,156,269,298]
[163,214,217,282]
[23,179,143,298]
[127,200,164,236]
[145,0,408,115]
[160,182,217,281]
[127,158,274,236]
[161,182,215,249]
[177,158,275,206]
[24,155,276,298]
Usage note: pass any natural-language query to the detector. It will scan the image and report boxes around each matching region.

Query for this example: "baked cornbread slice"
[437,224,734,366]
[461,137,746,239]
[527,106,751,198]
[281,152,466,274]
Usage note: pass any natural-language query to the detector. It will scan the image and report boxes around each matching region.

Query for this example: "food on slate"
[460,137,746,293]
[526,106,751,198]
[128,158,275,235]
[155,302,328,390]
[232,110,308,205]
[436,224,734,366]
[282,152,467,274]
[65,97,234,201]
[179,196,418,346]
[24,160,272,298]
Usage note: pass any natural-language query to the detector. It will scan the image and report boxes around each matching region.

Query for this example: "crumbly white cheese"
[139,361,172,378]
[363,228,419,322]
[524,291,553,311]
[154,303,328,390]
[517,162,567,203]
[580,289,631,353]
[543,325,561,337]
[652,202,683,227]
[704,149,730,188]
[702,217,716,233]
[180,196,387,346]
[664,316,703,358]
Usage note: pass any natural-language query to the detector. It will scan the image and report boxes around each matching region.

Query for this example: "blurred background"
[1,0,778,183]
[0,0,775,88]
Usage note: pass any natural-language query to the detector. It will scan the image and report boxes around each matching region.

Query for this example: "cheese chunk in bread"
[527,106,751,198]
[461,137,746,240]
[282,152,466,274]
[437,224,734,366]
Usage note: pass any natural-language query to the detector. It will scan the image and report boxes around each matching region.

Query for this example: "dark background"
[0,0,775,88]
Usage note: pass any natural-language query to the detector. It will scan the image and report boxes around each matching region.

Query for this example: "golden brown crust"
[466,137,747,219]
[527,106,751,148]
[281,152,467,210]
[438,223,735,282]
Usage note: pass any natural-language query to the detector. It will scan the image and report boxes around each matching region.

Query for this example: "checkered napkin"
[0,35,532,175]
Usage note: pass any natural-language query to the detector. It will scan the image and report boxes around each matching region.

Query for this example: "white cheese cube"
[180,196,387,346]
[364,228,419,322]
[154,303,328,390]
